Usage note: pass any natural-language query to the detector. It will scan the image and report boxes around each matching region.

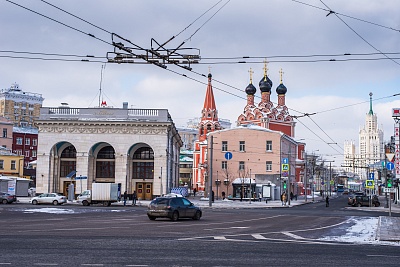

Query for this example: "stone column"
[75,152,89,194]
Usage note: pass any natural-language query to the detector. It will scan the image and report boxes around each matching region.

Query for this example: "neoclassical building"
[35,105,182,200]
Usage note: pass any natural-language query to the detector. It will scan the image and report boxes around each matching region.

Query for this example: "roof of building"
[13,126,38,134]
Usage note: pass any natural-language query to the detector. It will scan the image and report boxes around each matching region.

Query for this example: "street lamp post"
[215,171,220,200]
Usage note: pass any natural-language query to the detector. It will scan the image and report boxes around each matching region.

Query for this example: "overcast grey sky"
[1,0,400,165]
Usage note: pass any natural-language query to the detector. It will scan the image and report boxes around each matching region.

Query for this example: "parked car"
[147,196,202,221]
[30,193,67,205]
[0,192,16,204]
[350,195,380,207]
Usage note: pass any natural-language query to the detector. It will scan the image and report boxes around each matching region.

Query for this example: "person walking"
[281,192,287,206]
[132,190,137,206]
[258,192,262,202]
[326,195,329,207]
[123,191,128,206]
[193,188,197,197]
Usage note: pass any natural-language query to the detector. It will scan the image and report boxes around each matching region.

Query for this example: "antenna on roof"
[98,64,105,107]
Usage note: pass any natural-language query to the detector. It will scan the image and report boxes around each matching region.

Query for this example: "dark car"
[0,192,17,204]
[147,196,202,221]
[347,191,365,205]
[350,195,380,207]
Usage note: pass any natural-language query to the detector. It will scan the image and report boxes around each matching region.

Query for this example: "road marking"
[252,234,267,239]
[0,263,11,265]
[367,255,400,258]
[34,264,58,266]
[282,231,305,239]
[214,236,227,240]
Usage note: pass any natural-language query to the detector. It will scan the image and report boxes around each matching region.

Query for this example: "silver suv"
[147,196,202,221]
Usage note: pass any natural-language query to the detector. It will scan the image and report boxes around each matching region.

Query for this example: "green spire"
[368,92,373,115]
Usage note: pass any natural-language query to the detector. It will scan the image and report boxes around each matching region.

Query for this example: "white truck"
[77,183,119,206]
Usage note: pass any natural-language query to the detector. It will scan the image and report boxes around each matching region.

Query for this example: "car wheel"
[2,199,8,204]
[32,200,38,205]
[171,211,179,221]
[148,215,156,221]
[103,202,109,207]
[53,200,59,206]
[192,210,201,220]
[82,200,90,206]
[375,202,380,207]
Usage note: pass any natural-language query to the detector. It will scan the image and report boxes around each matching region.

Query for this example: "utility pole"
[208,135,213,207]
[304,152,307,203]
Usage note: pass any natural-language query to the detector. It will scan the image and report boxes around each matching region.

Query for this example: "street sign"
[365,180,374,189]
[281,164,289,171]
[369,173,374,180]
[224,152,232,160]
[330,180,334,185]
[387,162,395,171]
[75,176,88,180]
[383,187,396,193]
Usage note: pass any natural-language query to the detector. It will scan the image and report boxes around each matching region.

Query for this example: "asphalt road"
[0,195,399,267]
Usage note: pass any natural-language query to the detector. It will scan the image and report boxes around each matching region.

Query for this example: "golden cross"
[263,59,269,80]
[279,68,284,83]
[248,68,254,84]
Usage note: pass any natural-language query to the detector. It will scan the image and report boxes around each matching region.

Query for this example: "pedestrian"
[281,192,287,206]
[290,192,294,201]
[258,192,262,202]
[211,190,215,202]
[132,190,137,206]
[123,191,127,206]
[222,191,226,200]
[326,195,329,207]
[193,188,197,197]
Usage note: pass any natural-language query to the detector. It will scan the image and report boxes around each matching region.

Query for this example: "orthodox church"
[192,63,301,195]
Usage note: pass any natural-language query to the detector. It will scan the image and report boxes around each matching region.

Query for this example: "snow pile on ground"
[320,217,400,246]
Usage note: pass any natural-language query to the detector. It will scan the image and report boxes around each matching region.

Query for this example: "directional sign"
[224,152,233,160]
[282,158,289,164]
[281,164,289,171]
[365,180,375,189]
[75,176,88,180]
[369,173,374,180]
[387,162,395,171]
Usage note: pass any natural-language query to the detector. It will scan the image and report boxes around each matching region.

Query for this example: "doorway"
[136,182,152,200]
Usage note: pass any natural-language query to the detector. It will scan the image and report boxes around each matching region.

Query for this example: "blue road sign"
[76,176,87,180]
[369,173,374,180]
[387,162,395,171]
[225,152,233,160]
[282,158,288,164]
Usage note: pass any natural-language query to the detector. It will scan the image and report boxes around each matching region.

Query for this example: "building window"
[25,138,30,146]
[32,139,38,146]
[239,141,245,152]
[25,150,30,157]
[239,161,245,171]
[2,128,7,138]
[222,141,228,152]
[16,137,23,145]
[11,160,16,170]
[222,161,227,170]
[132,162,154,179]
[0,160,3,169]
[32,150,37,157]
[16,150,22,156]
[266,161,272,172]
[266,140,272,151]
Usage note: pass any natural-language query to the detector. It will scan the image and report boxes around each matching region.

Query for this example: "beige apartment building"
[0,83,43,127]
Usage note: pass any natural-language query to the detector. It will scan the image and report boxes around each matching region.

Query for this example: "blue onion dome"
[245,83,257,95]
[259,76,272,93]
[276,83,287,95]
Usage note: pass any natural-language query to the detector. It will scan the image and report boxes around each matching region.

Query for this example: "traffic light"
[283,181,287,190]
[387,178,393,188]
